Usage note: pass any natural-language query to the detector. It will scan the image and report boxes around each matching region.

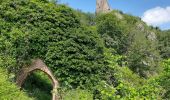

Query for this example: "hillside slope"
[0,0,169,100]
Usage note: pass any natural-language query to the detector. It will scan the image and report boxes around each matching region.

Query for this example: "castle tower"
[96,0,111,14]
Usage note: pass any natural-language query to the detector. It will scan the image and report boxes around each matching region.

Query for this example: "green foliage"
[0,0,81,73]
[158,30,170,58]
[0,68,33,100]
[23,71,53,100]
[96,10,161,77]
[45,27,106,89]
[0,0,78,65]
[62,89,93,100]
[157,59,170,99]
[0,0,167,99]
[0,0,106,98]
[0,0,106,91]
[96,11,127,54]
[127,30,161,77]
[95,50,163,100]
[49,0,57,4]
[76,11,96,26]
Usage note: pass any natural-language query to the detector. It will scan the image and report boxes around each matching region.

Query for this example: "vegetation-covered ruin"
[0,0,170,100]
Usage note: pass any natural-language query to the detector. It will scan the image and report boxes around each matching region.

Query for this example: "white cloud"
[142,6,170,26]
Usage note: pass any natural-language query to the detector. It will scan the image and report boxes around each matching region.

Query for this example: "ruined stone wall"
[16,59,59,100]
[96,0,111,14]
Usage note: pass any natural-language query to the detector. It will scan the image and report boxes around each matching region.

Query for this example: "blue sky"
[59,0,170,30]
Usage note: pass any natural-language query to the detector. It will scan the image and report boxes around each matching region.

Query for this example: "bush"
[96,11,127,54]
[94,50,163,100]
[158,30,170,58]
[45,27,106,89]
[0,68,33,100]
[157,59,170,99]
[61,89,93,100]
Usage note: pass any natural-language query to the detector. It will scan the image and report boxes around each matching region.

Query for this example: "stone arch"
[16,59,59,100]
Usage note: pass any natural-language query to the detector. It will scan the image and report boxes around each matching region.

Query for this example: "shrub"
[61,89,93,100]
[45,27,106,89]
[0,68,33,100]
[94,49,163,100]
[157,59,170,99]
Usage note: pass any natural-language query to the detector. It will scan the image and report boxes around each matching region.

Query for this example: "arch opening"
[23,70,53,100]
[16,59,59,100]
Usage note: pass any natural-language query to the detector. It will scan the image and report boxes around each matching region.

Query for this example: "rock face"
[96,0,111,14]
[16,59,59,100]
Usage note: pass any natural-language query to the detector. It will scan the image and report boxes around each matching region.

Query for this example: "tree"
[96,11,128,54]
[49,0,57,4]
[127,30,161,77]
[158,30,170,58]
[45,27,106,89]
